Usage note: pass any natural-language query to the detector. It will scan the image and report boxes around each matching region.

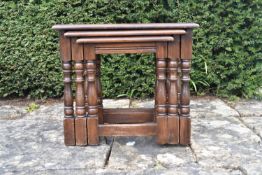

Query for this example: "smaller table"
[53,23,199,146]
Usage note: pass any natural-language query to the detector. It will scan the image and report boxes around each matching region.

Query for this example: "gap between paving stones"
[220,165,248,175]
[236,113,262,141]
[189,142,248,175]
[1,98,261,174]
[6,168,96,175]
[103,137,114,168]
[97,98,259,174]
[188,98,260,175]
[220,98,262,141]
[189,144,199,163]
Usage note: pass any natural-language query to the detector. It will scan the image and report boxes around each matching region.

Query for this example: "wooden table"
[52,23,199,146]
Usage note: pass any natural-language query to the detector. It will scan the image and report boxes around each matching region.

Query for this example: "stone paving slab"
[103,99,130,108]
[241,117,262,139]
[233,100,262,117]
[131,99,154,108]
[191,116,261,174]
[190,99,262,175]
[107,98,262,174]
[0,105,26,120]
[0,119,110,175]
[108,137,194,170]
[107,137,243,175]
[25,103,63,121]
[190,98,239,118]
[0,97,262,175]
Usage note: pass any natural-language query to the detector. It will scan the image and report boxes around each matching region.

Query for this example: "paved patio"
[0,97,261,175]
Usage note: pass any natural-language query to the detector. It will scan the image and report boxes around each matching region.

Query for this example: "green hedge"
[0,0,261,99]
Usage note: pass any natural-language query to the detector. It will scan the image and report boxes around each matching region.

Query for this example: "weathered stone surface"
[233,100,262,117]
[190,98,239,119]
[191,99,262,175]
[106,98,262,174]
[24,99,131,121]
[107,136,242,174]
[0,105,26,120]
[1,97,262,175]
[241,117,262,139]
[131,98,240,119]
[151,165,242,175]
[0,119,110,175]
[131,99,154,108]
[25,103,63,120]
[103,99,130,108]
[108,137,194,171]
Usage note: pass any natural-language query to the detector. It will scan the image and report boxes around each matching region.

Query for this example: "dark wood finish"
[74,61,85,117]
[53,23,199,30]
[63,118,75,146]
[180,117,191,145]
[62,61,74,117]
[76,36,174,43]
[64,30,186,37]
[177,36,182,115]
[62,61,75,146]
[85,45,99,145]
[54,23,198,146]
[84,60,88,115]
[177,58,182,115]
[167,39,180,144]
[96,56,103,124]
[96,47,155,54]
[59,33,75,146]
[103,108,154,124]
[155,43,168,144]
[59,32,71,62]
[181,29,193,59]
[99,123,157,136]
[72,39,87,146]
[75,118,87,145]
[96,43,155,48]
[88,117,99,145]
[95,42,156,54]
[180,29,192,145]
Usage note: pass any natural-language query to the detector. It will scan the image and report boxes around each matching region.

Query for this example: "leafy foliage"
[0,0,261,99]
[26,102,40,113]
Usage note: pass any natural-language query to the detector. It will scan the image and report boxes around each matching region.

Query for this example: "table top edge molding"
[76,36,174,43]
[52,23,199,31]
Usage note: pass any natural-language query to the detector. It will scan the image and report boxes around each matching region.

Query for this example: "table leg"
[180,30,192,145]
[167,38,180,144]
[85,45,99,145]
[72,39,87,146]
[96,56,104,124]
[62,61,75,146]
[59,33,75,146]
[156,43,168,144]
[84,60,88,117]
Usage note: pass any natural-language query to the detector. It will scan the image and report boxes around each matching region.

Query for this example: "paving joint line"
[103,137,114,168]
[220,98,262,142]
[189,144,199,164]
[5,167,97,174]
[220,165,248,175]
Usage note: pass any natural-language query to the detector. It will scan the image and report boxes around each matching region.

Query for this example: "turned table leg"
[156,43,168,144]
[62,61,75,146]
[84,60,88,118]
[60,33,75,146]
[167,37,180,144]
[96,56,104,124]
[72,39,87,146]
[85,45,99,145]
[180,29,192,145]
